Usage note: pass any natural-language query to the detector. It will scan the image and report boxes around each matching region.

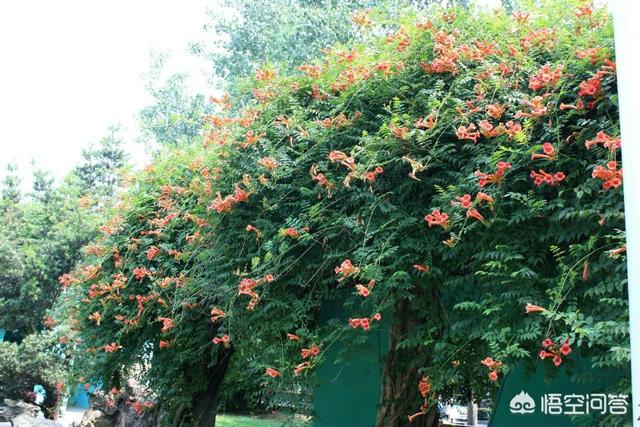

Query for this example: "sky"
[0,0,215,190]
[0,0,607,191]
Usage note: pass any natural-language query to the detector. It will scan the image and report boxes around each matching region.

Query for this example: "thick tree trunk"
[40,383,60,420]
[171,346,234,427]
[375,300,438,427]
[192,345,234,427]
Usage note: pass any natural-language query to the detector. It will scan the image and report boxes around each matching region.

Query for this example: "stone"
[2,399,43,420]
[0,399,62,427]
[2,399,62,427]
[73,408,114,427]
[72,379,162,427]
[36,420,63,427]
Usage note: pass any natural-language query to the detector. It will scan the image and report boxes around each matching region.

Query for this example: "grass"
[216,413,309,427]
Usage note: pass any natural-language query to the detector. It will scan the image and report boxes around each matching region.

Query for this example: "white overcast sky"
[0,0,215,189]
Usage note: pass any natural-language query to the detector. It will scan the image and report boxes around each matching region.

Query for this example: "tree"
[31,169,54,205]
[138,54,209,150]
[138,0,439,151]
[0,178,99,335]
[0,329,72,418]
[64,1,628,426]
[0,235,26,336]
[0,140,125,337]
[74,125,128,200]
[197,0,441,90]
[1,163,21,204]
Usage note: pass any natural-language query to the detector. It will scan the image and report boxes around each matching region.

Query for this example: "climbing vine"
[55,1,627,425]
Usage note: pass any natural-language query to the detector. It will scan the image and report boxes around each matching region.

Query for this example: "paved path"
[58,407,84,426]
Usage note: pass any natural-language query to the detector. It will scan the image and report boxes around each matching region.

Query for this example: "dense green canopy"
[59,1,627,425]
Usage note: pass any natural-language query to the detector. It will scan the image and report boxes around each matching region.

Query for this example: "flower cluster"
[365,166,384,185]
[530,169,566,186]
[389,123,409,140]
[539,338,572,367]
[88,311,102,325]
[420,30,460,74]
[348,313,382,331]
[355,279,376,297]
[531,143,556,161]
[335,259,360,280]
[146,246,161,261]
[310,164,334,197]
[212,335,230,346]
[515,96,549,118]
[328,150,358,186]
[103,342,122,353]
[485,103,506,120]
[301,344,321,359]
[578,75,602,98]
[480,357,503,381]
[58,273,78,288]
[133,267,152,280]
[280,227,300,239]
[585,131,621,152]
[451,193,493,222]
[424,209,449,228]
[528,63,564,90]
[414,115,436,129]
[210,307,226,323]
[413,264,430,272]
[258,157,278,171]
[208,180,252,213]
[408,377,432,423]
[592,161,622,189]
[474,162,512,187]
[238,275,274,310]
[265,367,280,378]
[456,123,481,143]
[525,303,546,314]
[158,317,174,333]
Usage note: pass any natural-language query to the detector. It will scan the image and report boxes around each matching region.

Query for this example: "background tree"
[0,163,22,224]
[0,132,127,337]
[138,54,209,150]
[0,329,72,418]
[1,163,21,204]
[74,125,128,200]
[139,0,448,151]
[196,0,442,89]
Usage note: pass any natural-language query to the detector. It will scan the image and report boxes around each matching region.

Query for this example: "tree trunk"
[171,345,234,427]
[375,300,438,427]
[40,383,60,420]
[192,345,234,427]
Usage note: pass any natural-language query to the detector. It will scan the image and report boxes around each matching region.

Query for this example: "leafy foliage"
[0,135,126,336]
[62,0,627,424]
[0,329,72,417]
[138,54,210,149]
[74,125,129,200]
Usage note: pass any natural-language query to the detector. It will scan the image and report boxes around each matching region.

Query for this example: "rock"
[73,408,114,427]
[73,379,162,427]
[36,420,63,427]
[12,413,42,427]
[2,399,43,420]
[0,399,61,426]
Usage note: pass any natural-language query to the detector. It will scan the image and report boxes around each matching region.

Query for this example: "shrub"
[0,330,70,418]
